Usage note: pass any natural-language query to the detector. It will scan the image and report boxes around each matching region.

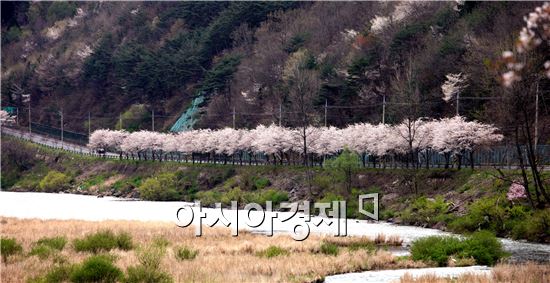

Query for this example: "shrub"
[70,255,123,283]
[39,171,71,192]
[124,244,173,283]
[138,173,180,201]
[29,264,77,283]
[73,230,133,253]
[36,236,67,251]
[125,265,173,283]
[461,231,506,266]
[320,242,339,256]
[411,236,466,266]
[400,196,451,226]
[47,2,77,23]
[256,246,289,258]
[410,231,506,267]
[253,177,270,190]
[254,189,289,206]
[175,246,198,261]
[1,237,23,263]
[29,245,55,260]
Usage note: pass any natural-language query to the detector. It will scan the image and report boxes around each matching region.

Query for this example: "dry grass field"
[399,262,550,283]
[0,217,420,283]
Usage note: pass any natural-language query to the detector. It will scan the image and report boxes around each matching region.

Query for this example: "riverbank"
[2,217,549,283]
[1,217,419,283]
[2,136,550,244]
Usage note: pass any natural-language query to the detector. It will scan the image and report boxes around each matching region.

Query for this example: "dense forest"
[1,1,549,143]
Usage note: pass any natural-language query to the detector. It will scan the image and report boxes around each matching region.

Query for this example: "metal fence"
[2,125,549,168]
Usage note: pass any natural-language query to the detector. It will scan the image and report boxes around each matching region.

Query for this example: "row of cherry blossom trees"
[88,116,502,168]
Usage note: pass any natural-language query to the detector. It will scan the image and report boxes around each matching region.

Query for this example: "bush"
[320,242,339,256]
[400,196,451,226]
[253,177,270,190]
[410,231,506,267]
[461,231,506,266]
[73,230,133,253]
[1,237,23,263]
[175,246,198,261]
[47,2,77,23]
[39,171,71,192]
[36,236,67,251]
[125,265,173,283]
[70,255,123,283]
[138,173,180,201]
[253,189,289,206]
[124,243,173,283]
[29,264,77,283]
[29,245,55,260]
[256,246,288,258]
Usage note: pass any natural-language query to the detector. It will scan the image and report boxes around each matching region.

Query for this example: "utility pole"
[535,79,539,149]
[456,92,460,116]
[382,94,386,124]
[232,107,236,129]
[151,109,155,131]
[88,112,91,137]
[28,94,31,133]
[279,103,282,127]
[324,99,328,127]
[60,110,64,149]
[16,107,19,126]
[119,114,122,130]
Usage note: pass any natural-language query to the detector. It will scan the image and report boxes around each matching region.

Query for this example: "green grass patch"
[1,237,23,263]
[70,255,123,283]
[410,230,507,266]
[256,245,289,258]
[175,246,198,261]
[73,230,133,253]
[319,242,339,256]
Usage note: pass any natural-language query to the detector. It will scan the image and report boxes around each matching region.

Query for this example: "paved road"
[1,126,118,158]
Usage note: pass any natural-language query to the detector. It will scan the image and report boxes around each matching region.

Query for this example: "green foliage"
[256,246,289,258]
[1,237,23,263]
[390,23,428,55]
[324,149,361,193]
[46,2,77,23]
[29,245,54,260]
[448,195,507,234]
[319,242,339,256]
[3,26,22,44]
[125,243,173,283]
[284,33,310,53]
[124,265,173,283]
[410,231,505,266]
[30,236,67,259]
[253,189,289,206]
[29,264,77,283]
[253,177,270,190]
[70,255,123,283]
[117,104,151,131]
[83,34,114,85]
[510,208,550,243]
[199,55,241,94]
[138,173,181,201]
[461,231,507,266]
[400,196,451,226]
[175,246,198,261]
[39,171,71,192]
[73,230,133,253]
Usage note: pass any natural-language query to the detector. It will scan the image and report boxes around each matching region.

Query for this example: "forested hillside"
[2,1,549,142]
